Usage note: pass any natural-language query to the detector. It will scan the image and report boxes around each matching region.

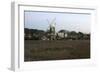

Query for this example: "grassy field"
[24,40,90,61]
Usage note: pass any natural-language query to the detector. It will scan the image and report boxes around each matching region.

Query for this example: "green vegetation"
[24,28,90,40]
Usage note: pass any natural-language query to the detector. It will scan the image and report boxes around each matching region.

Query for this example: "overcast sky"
[24,11,91,33]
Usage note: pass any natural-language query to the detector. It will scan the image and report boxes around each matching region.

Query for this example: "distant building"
[47,19,56,40]
[57,32,68,39]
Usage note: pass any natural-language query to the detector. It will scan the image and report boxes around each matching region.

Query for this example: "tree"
[78,32,84,39]
[69,31,77,35]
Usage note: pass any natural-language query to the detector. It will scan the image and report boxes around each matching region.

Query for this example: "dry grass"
[24,40,90,61]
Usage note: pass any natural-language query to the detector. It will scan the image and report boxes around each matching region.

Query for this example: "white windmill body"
[47,18,56,40]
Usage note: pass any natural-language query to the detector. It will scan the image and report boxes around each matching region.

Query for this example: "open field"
[24,40,90,61]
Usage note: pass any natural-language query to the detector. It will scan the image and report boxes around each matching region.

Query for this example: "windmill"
[46,18,56,40]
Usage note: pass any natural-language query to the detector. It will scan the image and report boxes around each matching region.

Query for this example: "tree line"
[24,28,90,40]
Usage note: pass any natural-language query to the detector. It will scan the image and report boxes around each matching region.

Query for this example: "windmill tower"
[47,18,56,40]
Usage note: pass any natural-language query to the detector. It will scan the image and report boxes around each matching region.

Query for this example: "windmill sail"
[46,18,56,40]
